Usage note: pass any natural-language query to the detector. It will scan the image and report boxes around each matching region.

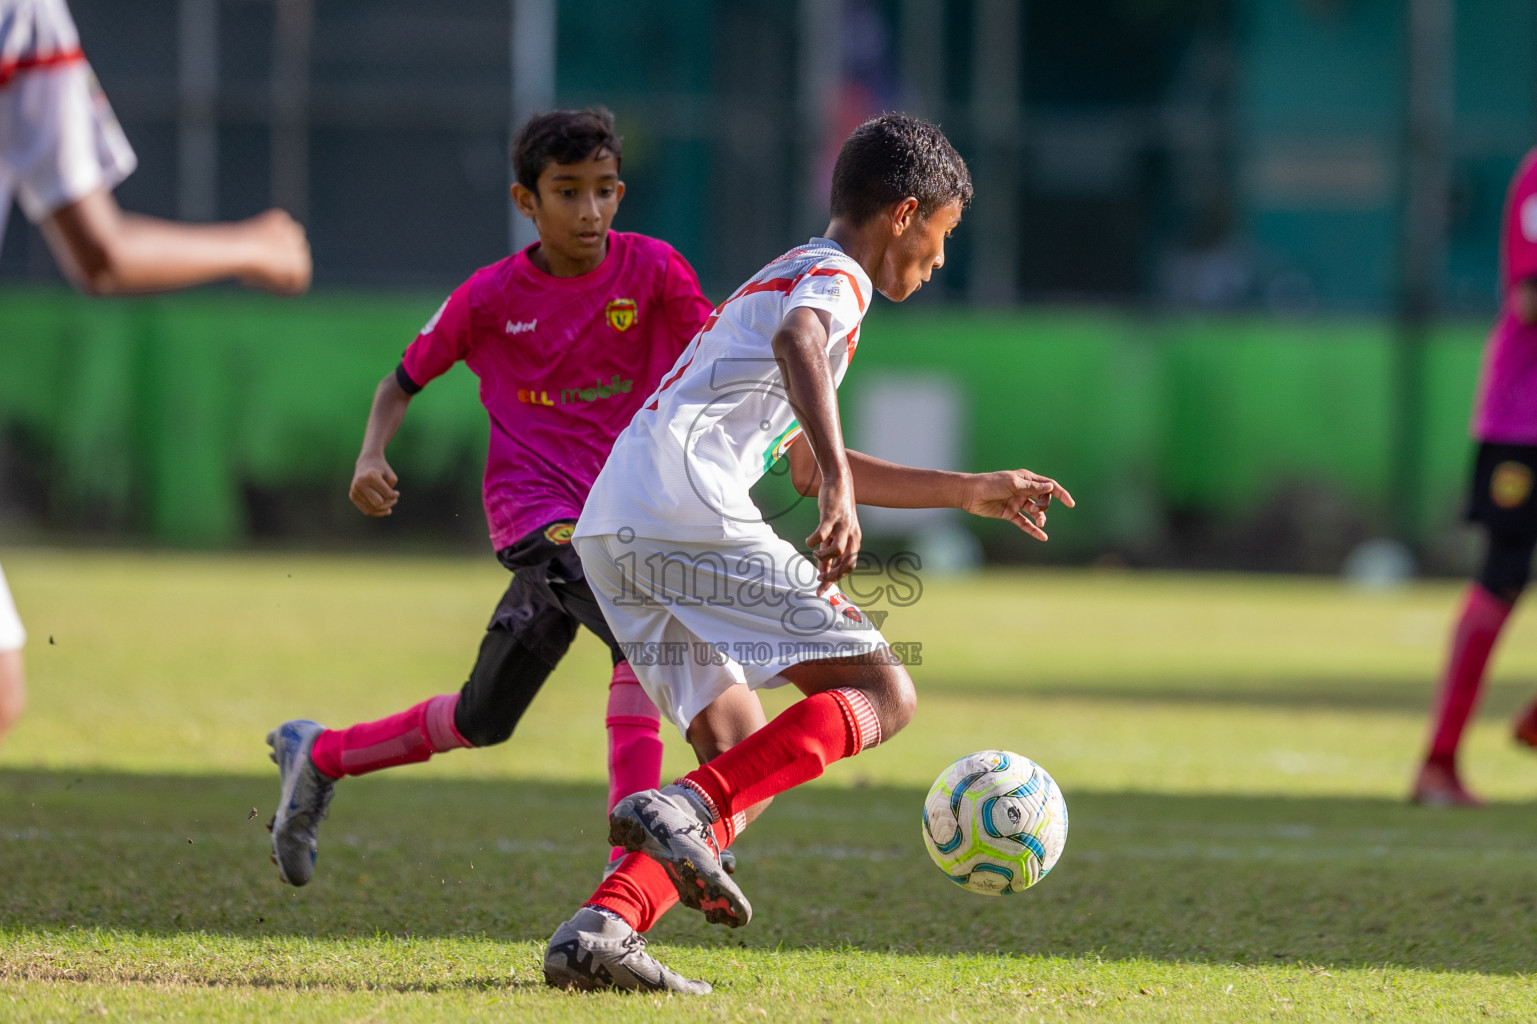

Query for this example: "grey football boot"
[601,847,737,881]
[266,719,336,886]
[543,907,711,993]
[608,784,751,928]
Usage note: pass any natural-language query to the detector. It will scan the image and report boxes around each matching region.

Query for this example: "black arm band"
[395,362,424,395]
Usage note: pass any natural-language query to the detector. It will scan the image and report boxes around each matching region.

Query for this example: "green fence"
[0,289,1488,555]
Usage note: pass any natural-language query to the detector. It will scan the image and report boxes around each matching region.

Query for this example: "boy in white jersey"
[0,0,310,747]
[543,114,1074,993]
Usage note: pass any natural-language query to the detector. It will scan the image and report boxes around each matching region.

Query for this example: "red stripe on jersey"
[645,262,860,408]
[701,275,800,333]
[644,352,697,411]
[805,266,867,313]
[0,48,85,88]
[650,275,804,407]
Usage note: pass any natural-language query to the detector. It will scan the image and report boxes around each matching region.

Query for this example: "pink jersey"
[399,230,712,550]
[1473,148,1537,444]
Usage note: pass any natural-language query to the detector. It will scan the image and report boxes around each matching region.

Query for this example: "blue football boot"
[266,719,335,885]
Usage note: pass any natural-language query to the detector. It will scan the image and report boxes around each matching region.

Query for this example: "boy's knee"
[454,627,562,749]
[691,734,732,763]
[873,668,917,739]
[687,685,767,764]
[1481,532,1537,604]
[451,705,504,748]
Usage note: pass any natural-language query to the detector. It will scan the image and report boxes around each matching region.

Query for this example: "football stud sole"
[607,816,751,928]
[667,858,749,928]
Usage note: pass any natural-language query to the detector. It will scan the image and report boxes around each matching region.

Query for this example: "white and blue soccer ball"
[921,750,1068,896]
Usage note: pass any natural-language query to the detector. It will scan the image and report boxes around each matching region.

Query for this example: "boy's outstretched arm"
[786,440,1072,542]
[349,374,413,516]
[772,306,859,592]
[39,189,311,296]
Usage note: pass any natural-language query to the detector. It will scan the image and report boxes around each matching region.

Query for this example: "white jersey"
[0,0,135,240]
[0,560,22,652]
[577,237,872,542]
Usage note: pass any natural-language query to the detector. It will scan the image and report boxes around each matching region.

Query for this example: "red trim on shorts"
[0,48,86,88]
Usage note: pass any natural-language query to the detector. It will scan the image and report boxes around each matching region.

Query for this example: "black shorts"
[489,520,622,665]
[1467,442,1537,537]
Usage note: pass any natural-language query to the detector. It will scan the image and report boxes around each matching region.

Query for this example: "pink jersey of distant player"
[398,230,713,550]
[1473,148,1537,444]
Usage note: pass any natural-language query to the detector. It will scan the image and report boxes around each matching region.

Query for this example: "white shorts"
[576,528,890,735]
[0,560,26,652]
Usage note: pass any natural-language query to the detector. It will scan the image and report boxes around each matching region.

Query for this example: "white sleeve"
[784,263,867,340]
[0,60,136,223]
[0,562,25,652]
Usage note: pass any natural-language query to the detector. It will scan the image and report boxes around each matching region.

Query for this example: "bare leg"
[0,649,26,746]
[685,684,771,826]
[780,650,918,741]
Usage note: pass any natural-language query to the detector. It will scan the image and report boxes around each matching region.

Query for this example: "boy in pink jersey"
[1414,147,1537,806]
[264,108,715,885]
[541,115,1073,993]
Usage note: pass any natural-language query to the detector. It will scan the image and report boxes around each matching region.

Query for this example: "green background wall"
[0,290,1487,557]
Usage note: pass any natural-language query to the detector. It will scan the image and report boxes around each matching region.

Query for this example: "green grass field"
[3,550,1537,1021]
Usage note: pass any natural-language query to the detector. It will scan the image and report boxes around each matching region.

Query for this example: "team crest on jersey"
[605,298,638,332]
[544,522,576,545]
[1491,461,1533,510]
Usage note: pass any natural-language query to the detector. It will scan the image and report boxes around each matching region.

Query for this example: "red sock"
[679,687,881,844]
[606,661,663,862]
[308,693,470,779]
[1426,584,1513,769]
[585,688,879,934]
[587,852,680,931]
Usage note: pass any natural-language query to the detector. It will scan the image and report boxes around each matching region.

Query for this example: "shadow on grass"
[2,959,532,995]
[925,675,1537,716]
[3,768,1535,977]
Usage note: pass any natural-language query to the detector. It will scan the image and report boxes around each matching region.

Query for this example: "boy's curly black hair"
[830,114,972,225]
[512,107,623,194]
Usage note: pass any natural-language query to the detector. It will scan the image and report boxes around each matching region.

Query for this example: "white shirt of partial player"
[577,237,872,542]
[0,0,137,240]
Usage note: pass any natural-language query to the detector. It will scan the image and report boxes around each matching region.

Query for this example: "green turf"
[3,550,1537,1021]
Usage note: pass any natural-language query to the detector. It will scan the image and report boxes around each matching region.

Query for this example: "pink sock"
[606,661,662,862]
[1426,584,1514,769]
[309,693,471,779]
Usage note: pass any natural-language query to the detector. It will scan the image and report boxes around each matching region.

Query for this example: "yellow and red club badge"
[605,298,638,332]
[1491,461,1534,510]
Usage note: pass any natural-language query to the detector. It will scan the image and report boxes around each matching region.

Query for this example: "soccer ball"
[921,750,1068,896]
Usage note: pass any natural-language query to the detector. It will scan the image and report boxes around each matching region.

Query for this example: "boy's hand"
[350,455,400,516]
[806,476,860,595]
[239,209,313,295]
[961,470,1074,542]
